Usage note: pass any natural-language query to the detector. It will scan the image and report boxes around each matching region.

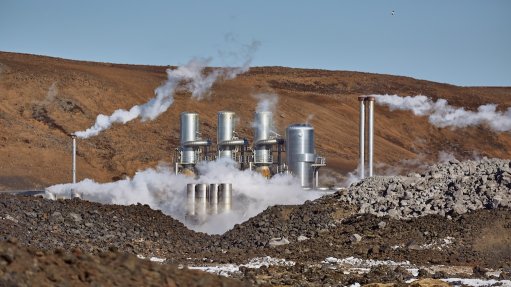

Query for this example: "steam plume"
[374,94,511,132]
[46,158,320,234]
[254,93,279,114]
[75,42,259,139]
[253,93,280,136]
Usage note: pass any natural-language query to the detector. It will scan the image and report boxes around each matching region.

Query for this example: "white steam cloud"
[75,42,259,139]
[254,93,279,114]
[252,93,280,136]
[374,94,511,132]
[46,158,321,234]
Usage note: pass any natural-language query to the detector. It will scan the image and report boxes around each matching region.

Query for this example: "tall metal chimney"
[366,96,375,177]
[71,134,76,184]
[358,96,366,179]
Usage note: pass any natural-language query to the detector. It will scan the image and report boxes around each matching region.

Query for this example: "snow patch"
[441,278,511,287]
[188,256,295,277]
[136,254,166,263]
[323,256,418,276]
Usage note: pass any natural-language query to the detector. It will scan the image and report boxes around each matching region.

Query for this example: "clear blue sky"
[1,0,510,86]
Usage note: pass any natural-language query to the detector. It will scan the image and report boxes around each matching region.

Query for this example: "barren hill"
[0,51,510,190]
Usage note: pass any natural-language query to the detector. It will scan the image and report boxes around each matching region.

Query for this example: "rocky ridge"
[342,158,511,219]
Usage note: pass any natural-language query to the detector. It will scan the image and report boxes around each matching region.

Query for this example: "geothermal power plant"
[67,101,376,224]
[173,110,329,222]
[173,110,326,186]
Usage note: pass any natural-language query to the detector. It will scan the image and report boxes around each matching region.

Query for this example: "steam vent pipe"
[366,96,375,177]
[71,134,76,184]
[358,96,365,179]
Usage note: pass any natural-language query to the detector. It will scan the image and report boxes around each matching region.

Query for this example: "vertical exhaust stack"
[358,97,366,179]
[186,183,196,217]
[366,96,375,177]
[185,182,232,224]
[218,183,232,213]
[195,183,208,221]
[71,134,77,184]
[358,96,375,179]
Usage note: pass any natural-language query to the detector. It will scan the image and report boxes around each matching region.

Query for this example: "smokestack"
[366,96,375,177]
[71,134,76,184]
[358,97,366,179]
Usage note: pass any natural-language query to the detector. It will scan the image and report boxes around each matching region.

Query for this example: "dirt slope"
[1,51,510,189]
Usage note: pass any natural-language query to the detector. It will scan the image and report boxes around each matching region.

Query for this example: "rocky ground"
[0,159,511,286]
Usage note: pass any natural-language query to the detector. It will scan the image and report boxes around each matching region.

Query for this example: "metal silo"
[253,111,274,165]
[180,112,199,165]
[286,124,316,188]
[217,111,236,159]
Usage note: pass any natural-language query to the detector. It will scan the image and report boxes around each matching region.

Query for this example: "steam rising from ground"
[75,42,259,139]
[374,94,511,132]
[46,158,321,234]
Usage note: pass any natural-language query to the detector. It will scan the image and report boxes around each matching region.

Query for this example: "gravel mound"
[342,158,511,219]
[0,194,210,261]
[0,239,249,287]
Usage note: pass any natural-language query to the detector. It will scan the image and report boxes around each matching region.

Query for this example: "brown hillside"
[0,51,510,190]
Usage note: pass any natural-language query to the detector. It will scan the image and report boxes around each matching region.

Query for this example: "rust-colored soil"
[0,51,510,189]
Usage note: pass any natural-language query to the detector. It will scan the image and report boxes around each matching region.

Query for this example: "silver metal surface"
[358,96,365,179]
[72,136,76,184]
[218,183,232,213]
[195,184,208,219]
[367,97,375,177]
[286,124,316,188]
[217,111,236,159]
[186,183,196,216]
[180,112,199,165]
[209,183,219,215]
[253,111,274,165]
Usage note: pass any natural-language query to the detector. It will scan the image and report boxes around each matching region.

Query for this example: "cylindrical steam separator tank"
[286,124,316,188]
[180,112,200,165]
[253,111,274,165]
[217,111,236,159]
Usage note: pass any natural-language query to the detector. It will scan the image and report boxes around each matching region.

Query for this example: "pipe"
[218,139,246,146]
[186,184,196,216]
[254,138,279,146]
[277,140,283,173]
[218,183,232,213]
[195,184,208,220]
[182,140,211,147]
[209,184,219,215]
[205,141,210,161]
[71,135,76,184]
[315,168,319,189]
[366,96,375,177]
[358,96,366,179]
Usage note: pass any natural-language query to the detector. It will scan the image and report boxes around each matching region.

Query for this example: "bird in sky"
[391,10,395,16]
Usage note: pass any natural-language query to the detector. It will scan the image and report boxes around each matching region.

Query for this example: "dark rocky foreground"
[0,239,248,287]
[0,159,511,286]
